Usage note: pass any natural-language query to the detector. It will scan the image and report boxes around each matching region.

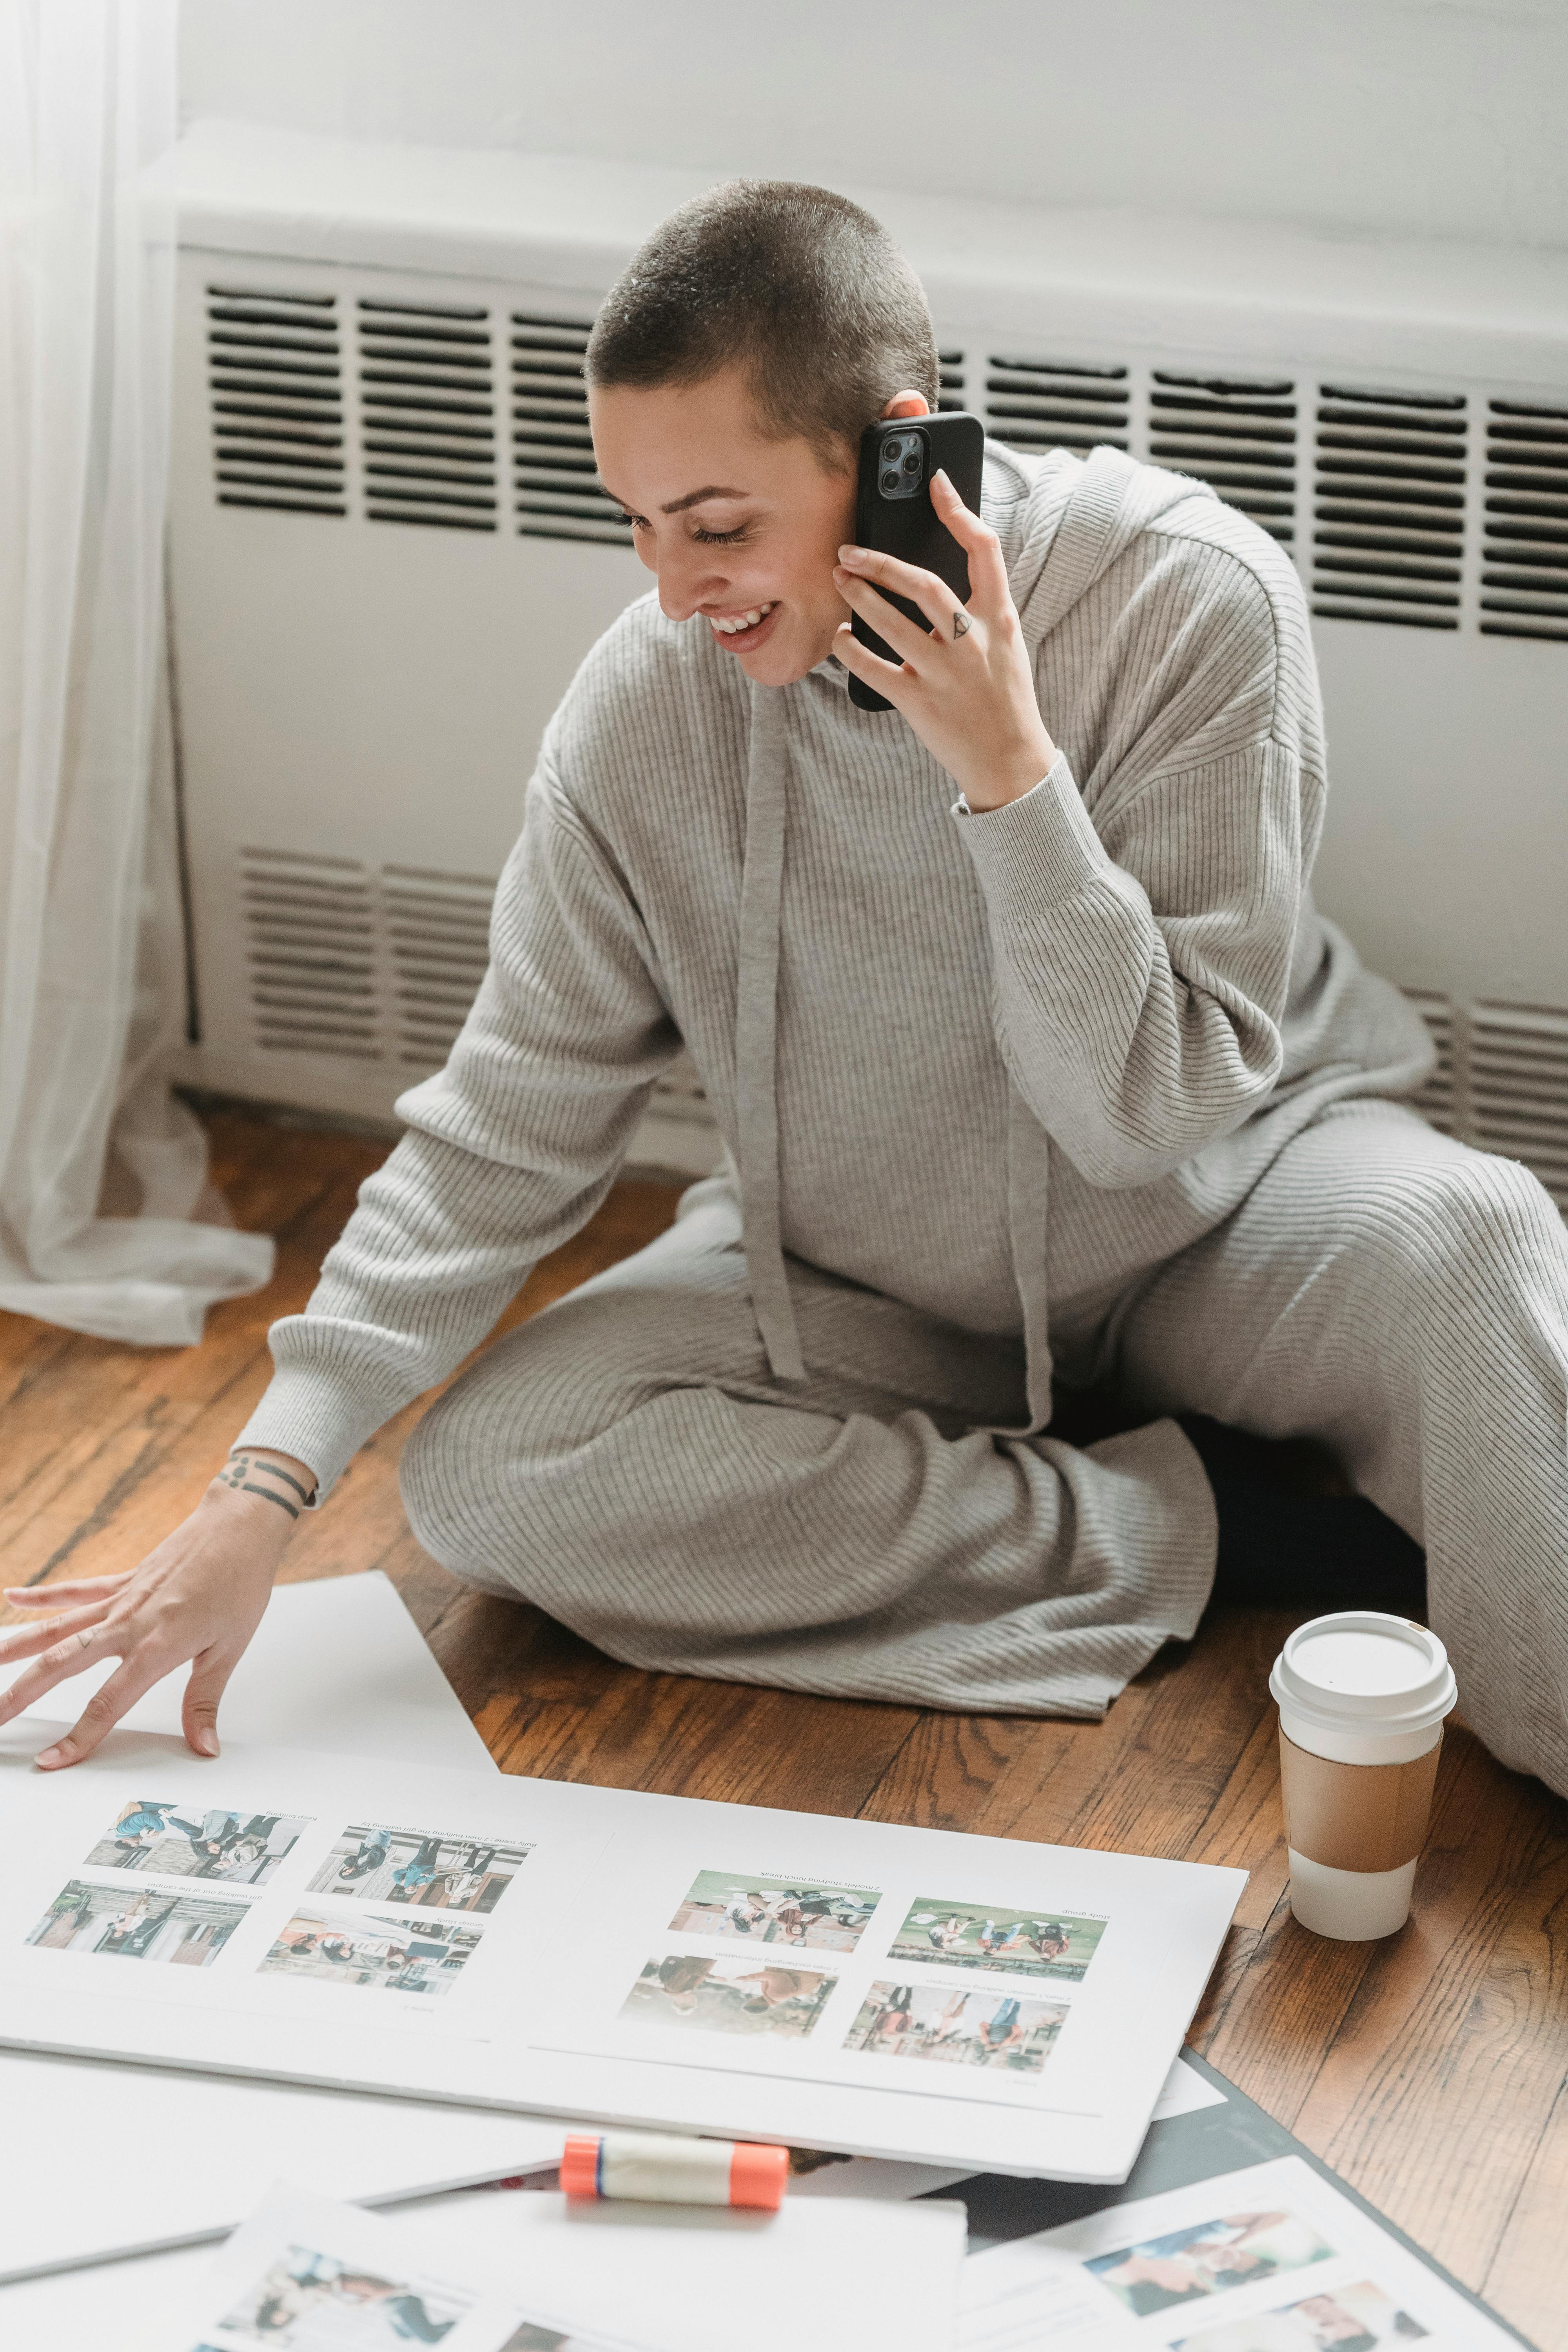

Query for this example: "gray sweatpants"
[401,1101,1568,1797]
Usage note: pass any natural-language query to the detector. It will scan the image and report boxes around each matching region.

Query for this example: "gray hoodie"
[239,442,1431,1497]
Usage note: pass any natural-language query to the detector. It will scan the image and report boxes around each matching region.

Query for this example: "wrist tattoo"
[217,1451,316,1519]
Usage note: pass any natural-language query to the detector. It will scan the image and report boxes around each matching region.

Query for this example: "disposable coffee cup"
[1269,1611,1455,1941]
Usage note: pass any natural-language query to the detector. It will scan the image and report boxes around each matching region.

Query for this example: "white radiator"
[162,125,1568,1201]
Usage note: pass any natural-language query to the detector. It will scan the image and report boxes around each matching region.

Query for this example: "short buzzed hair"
[585,180,940,469]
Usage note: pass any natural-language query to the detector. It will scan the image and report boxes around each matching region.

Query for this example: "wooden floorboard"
[2,1105,1562,2344]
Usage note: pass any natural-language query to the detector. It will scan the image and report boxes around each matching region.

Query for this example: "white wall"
[181,0,1568,250]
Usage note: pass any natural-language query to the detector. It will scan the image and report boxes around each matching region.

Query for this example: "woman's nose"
[653,541,726,622]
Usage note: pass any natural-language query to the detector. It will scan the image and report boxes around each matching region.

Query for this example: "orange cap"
[560,2134,603,2198]
[727,2140,789,2210]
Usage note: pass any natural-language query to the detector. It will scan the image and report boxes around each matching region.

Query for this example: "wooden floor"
[3,1105,1563,2344]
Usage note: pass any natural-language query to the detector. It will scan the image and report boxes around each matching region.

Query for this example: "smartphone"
[848,409,985,713]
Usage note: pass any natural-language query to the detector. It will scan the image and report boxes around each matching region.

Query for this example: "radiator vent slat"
[983,357,1131,456]
[358,299,498,533]
[382,866,495,1067]
[206,289,347,516]
[651,1049,711,1124]
[1312,386,1466,629]
[1403,989,1456,1135]
[936,348,967,415]
[241,851,495,1067]
[1148,370,1298,543]
[512,314,633,546]
[1402,991,1568,1209]
[1480,398,1568,642]
[242,849,377,1057]
[1469,1005,1568,1199]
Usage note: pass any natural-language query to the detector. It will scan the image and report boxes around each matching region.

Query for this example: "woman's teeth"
[710,603,775,636]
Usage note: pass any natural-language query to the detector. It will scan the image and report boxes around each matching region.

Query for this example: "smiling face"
[591,368,927,686]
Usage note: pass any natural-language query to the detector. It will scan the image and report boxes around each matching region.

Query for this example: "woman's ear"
[880,388,931,419]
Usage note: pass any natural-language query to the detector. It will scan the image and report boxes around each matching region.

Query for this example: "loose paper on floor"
[16,1571,495,1771]
[141,2181,572,2352]
[137,2176,968,2352]
[958,2152,1521,2350]
[0,1724,1244,2179]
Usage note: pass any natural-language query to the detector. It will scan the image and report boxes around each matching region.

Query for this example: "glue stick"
[560,2130,789,2210]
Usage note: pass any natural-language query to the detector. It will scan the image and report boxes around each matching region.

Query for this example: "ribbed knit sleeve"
[955,542,1310,1188]
[235,765,681,1498]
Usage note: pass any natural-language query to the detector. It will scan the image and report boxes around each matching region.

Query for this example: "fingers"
[0,1596,114,1666]
[834,573,935,669]
[3,1571,134,1606]
[34,1659,165,1770]
[837,545,960,644]
[0,1617,124,1731]
[929,473,1011,610]
[832,621,912,704]
[181,1647,239,1760]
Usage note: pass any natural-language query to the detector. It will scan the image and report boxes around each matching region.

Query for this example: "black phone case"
[848,410,985,712]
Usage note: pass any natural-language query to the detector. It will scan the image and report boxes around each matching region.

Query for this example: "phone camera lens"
[880,469,900,492]
[902,450,920,474]
[881,437,902,463]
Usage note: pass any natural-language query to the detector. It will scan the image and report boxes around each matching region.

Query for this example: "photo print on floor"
[1174,2277,1429,2350]
[621,1950,838,2038]
[85,1800,310,1888]
[258,1908,485,1998]
[1087,2207,1336,2318]
[26,1879,250,1966]
[308,1824,530,1915]
[887,1896,1107,1980]
[669,1869,881,1952]
[217,2237,475,2346]
[844,1981,1069,2074]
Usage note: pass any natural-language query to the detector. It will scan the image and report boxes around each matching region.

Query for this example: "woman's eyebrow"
[599,481,750,516]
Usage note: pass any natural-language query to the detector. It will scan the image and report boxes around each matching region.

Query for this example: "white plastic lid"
[1269,1611,1456,1739]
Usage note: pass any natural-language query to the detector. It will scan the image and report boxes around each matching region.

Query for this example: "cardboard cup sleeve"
[1278,1729,1441,1874]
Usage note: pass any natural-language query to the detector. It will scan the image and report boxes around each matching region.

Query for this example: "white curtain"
[0,0,273,1343]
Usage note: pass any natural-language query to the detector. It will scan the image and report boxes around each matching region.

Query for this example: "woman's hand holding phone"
[833,469,1057,813]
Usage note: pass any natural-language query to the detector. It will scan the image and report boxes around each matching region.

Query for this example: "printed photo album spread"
[0,1725,1245,2180]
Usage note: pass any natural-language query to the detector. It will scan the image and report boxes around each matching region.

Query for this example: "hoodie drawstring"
[735,682,806,1383]
[1004,1083,1054,1436]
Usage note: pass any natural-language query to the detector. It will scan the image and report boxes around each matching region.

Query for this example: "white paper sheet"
[11,2177,966,2352]
[1150,2054,1228,2123]
[423,2184,970,2352]
[0,2236,209,2343]
[142,2181,581,2352]
[0,1724,1245,2180]
[0,2053,566,2283]
[958,2151,1519,2350]
[1,1573,532,2283]
[16,1571,496,1772]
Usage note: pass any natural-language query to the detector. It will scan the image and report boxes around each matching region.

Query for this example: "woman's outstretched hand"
[832,468,1056,812]
[0,1449,315,1768]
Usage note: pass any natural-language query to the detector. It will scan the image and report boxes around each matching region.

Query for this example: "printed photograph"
[257,1908,484,1998]
[1176,2278,1430,2350]
[843,1980,1067,2074]
[25,1878,249,1966]
[670,1870,880,1953]
[887,1896,1107,1980]
[1086,2208,1336,2318]
[218,2239,473,2345]
[621,1950,837,2039]
[307,1824,529,1915]
[85,1800,310,1887]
